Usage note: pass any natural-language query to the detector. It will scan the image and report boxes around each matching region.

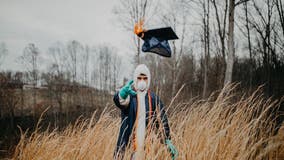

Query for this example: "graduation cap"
[134,21,178,57]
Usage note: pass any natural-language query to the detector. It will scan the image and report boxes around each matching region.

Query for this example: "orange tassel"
[134,19,145,38]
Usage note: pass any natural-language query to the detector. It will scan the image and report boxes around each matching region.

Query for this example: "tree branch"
[235,0,250,7]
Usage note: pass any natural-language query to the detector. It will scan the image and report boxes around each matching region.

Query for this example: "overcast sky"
[0,0,133,74]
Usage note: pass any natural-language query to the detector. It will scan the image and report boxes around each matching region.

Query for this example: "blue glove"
[165,139,178,160]
[119,80,137,99]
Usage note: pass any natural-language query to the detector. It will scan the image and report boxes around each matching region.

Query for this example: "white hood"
[133,64,151,91]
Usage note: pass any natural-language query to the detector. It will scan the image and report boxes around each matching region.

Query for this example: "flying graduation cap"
[134,20,178,57]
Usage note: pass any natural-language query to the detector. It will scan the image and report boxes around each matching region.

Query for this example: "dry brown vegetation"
[13,86,284,160]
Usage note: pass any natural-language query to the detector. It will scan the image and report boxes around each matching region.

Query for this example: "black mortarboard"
[136,27,179,57]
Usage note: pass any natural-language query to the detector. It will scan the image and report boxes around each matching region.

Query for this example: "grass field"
[12,86,284,160]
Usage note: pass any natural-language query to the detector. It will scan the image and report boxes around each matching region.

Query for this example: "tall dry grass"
[13,85,284,160]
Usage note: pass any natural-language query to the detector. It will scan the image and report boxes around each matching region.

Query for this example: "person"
[113,64,178,160]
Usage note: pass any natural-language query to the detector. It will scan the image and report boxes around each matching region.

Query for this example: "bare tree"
[210,0,228,86]
[201,0,210,98]
[0,42,8,68]
[78,45,90,110]
[250,0,277,94]
[224,0,250,85]
[95,45,111,103]
[243,1,253,89]
[274,0,284,53]
[275,0,284,37]
[66,40,84,110]
[47,42,67,116]
[160,0,188,98]
[111,53,122,92]
[211,0,250,85]
[81,45,90,86]
[19,43,40,118]
[67,40,84,83]
[224,0,236,85]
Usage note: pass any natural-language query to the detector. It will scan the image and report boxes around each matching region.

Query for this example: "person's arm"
[119,91,130,106]
[113,80,136,110]
[156,96,178,160]
[113,91,130,110]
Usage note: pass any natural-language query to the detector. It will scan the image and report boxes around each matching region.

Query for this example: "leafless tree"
[67,40,84,83]
[201,0,210,98]
[47,42,67,115]
[275,0,284,37]
[81,45,90,86]
[94,45,111,103]
[274,0,284,53]
[160,0,189,98]
[210,0,250,85]
[0,42,8,68]
[65,40,84,111]
[111,53,122,92]
[225,0,251,85]
[210,0,231,85]
[19,43,40,118]
[211,0,228,72]
[242,1,253,89]
[224,0,235,85]
[249,0,278,94]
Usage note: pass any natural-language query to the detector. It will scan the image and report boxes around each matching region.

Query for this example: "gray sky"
[0,0,132,72]
[0,0,254,73]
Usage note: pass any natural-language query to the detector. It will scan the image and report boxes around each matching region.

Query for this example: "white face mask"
[137,80,147,91]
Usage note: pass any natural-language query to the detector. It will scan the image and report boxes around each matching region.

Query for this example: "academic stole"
[133,90,153,154]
